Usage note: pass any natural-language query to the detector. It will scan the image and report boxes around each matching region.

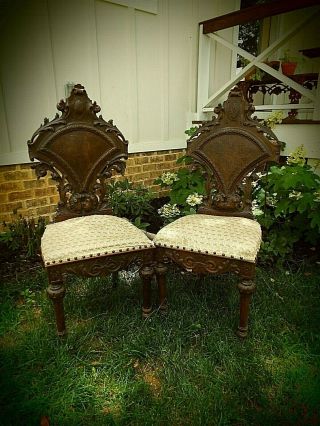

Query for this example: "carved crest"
[188,85,280,217]
[27,84,128,221]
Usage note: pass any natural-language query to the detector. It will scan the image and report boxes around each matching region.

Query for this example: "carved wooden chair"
[154,86,280,337]
[27,84,155,335]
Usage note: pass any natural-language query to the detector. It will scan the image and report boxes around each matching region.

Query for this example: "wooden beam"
[200,0,320,34]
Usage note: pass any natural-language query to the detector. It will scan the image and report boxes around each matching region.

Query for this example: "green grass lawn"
[0,264,319,425]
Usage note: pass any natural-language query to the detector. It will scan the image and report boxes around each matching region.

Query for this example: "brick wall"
[0,149,184,230]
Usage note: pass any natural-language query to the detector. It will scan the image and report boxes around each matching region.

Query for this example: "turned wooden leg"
[237,279,256,338]
[47,269,66,336]
[155,262,167,311]
[139,265,153,318]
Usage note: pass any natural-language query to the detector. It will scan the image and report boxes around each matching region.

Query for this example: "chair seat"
[154,214,262,263]
[41,215,154,266]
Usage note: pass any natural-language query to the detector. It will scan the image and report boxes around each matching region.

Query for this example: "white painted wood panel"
[0,0,240,165]
[47,0,100,103]
[0,0,56,163]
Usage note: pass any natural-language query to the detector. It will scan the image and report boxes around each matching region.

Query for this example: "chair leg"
[139,265,153,318]
[155,262,167,312]
[47,269,66,336]
[237,279,256,338]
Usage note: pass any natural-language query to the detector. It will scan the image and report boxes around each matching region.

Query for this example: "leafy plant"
[106,179,154,230]
[260,110,284,130]
[0,216,46,259]
[154,156,206,223]
[184,126,199,137]
[253,146,320,264]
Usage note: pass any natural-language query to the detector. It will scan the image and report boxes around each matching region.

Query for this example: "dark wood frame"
[200,0,320,34]
[155,86,280,338]
[27,84,155,335]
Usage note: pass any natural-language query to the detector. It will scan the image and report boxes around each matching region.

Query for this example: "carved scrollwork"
[27,84,129,220]
[158,248,255,279]
[51,251,154,278]
[94,118,128,145]
[186,85,280,218]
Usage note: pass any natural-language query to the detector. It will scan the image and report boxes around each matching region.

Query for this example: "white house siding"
[0,0,239,166]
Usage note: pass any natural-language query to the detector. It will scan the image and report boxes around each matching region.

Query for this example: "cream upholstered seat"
[41,215,154,266]
[154,214,262,263]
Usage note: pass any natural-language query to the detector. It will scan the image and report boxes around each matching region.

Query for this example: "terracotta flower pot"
[281,61,297,76]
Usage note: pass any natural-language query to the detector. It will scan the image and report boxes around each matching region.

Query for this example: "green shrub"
[154,156,206,224]
[0,216,46,259]
[253,146,320,264]
[106,179,154,230]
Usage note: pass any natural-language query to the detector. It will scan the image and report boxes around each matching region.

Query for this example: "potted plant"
[280,49,301,76]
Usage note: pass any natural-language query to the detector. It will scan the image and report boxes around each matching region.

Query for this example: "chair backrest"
[188,86,280,218]
[28,84,128,222]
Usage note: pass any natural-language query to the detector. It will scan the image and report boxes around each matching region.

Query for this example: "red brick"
[3,170,32,181]
[156,163,171,170]
[126,166,142,174]
[0,181,24,192]
[164,154,177,161]
[34,187,57,197]
[142,164,157,172]
[0,193,8,203]
[23,179,46,189]
[0,201,23,214]
[133,156,149,165]
[0,165,17,173]
[149,155,165,164]
[36,205,55,216]
[19,163,33,170]
[8,190,33,202]
[25,197,49,208]
[49,195,60,204]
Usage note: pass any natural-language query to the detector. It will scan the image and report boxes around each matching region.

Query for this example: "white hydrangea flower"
[266,193,277,207]
[160,172,179,186]
[287,145,307,166]
[288,190,303,200]
[186,193,203,207]
[252,200,264,217]
[314,190,320,203]
[158,203,180,219]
